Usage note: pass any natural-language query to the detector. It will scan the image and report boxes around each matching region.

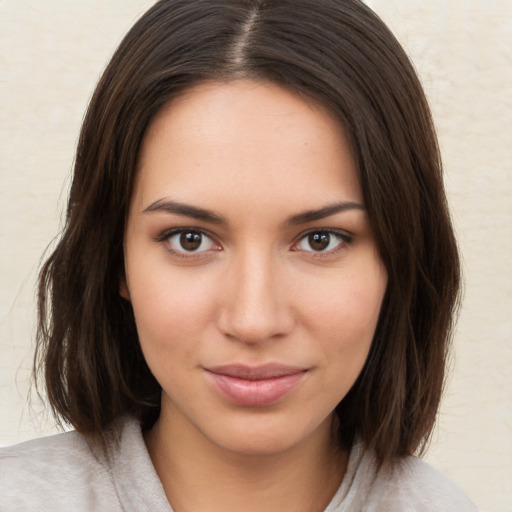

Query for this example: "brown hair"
[35,0,460,463]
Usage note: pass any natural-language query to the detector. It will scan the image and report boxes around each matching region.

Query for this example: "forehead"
[133,80,362,212]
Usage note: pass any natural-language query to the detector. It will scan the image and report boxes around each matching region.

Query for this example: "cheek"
[296,265,387,363]
[127,263,218,359]
[301,269,385,328]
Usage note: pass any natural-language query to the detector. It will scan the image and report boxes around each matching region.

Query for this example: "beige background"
[1,1,511,510]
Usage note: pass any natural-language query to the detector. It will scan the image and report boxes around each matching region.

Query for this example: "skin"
[121,80,388,512]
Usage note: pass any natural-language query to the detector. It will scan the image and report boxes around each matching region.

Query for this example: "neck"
[145,411,348,512]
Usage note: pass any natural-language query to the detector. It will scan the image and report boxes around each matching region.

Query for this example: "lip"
[204,364,308,407]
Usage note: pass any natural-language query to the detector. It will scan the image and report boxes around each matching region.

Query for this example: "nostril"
[216,291,295,344]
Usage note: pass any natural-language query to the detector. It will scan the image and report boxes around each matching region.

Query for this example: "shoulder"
[370,453,479,511]
[332,441,479,512]
[0,425,119,511]
[1,428,96,466]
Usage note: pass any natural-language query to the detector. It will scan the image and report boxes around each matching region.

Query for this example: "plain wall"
[1,1,511,510]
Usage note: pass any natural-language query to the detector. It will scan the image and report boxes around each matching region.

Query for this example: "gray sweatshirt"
[0,417,478,511]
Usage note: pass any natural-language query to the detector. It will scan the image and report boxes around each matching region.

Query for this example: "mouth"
[204,364,308,407]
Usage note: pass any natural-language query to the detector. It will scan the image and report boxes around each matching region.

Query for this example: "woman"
[0,0,477,510]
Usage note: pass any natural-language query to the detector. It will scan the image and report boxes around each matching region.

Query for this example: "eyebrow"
[142,199,365,225]
[286,201,365,225]
[143,199,226,224]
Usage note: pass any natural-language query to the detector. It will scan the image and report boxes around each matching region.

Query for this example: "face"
[122,80,387,456]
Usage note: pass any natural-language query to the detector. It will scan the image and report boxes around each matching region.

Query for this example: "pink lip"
[204,364,307,407]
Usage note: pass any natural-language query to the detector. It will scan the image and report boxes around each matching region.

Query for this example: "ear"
[119,277,131,301]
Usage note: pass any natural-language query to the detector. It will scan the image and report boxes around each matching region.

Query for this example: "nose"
[216,249,295,344]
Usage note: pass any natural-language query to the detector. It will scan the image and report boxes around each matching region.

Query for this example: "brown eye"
[308,233,330,251]
[180,231,202,251]
[295,230,349,253]
[164,230,218,255]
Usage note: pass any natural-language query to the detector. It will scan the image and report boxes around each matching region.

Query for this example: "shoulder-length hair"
[36,0,460,463]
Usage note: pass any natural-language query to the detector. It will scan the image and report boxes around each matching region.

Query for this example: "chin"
[199,412,333,458]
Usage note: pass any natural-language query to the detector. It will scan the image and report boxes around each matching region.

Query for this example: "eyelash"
[155,228,221,259]
[292,229,353,255]
[155,228,353,258]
